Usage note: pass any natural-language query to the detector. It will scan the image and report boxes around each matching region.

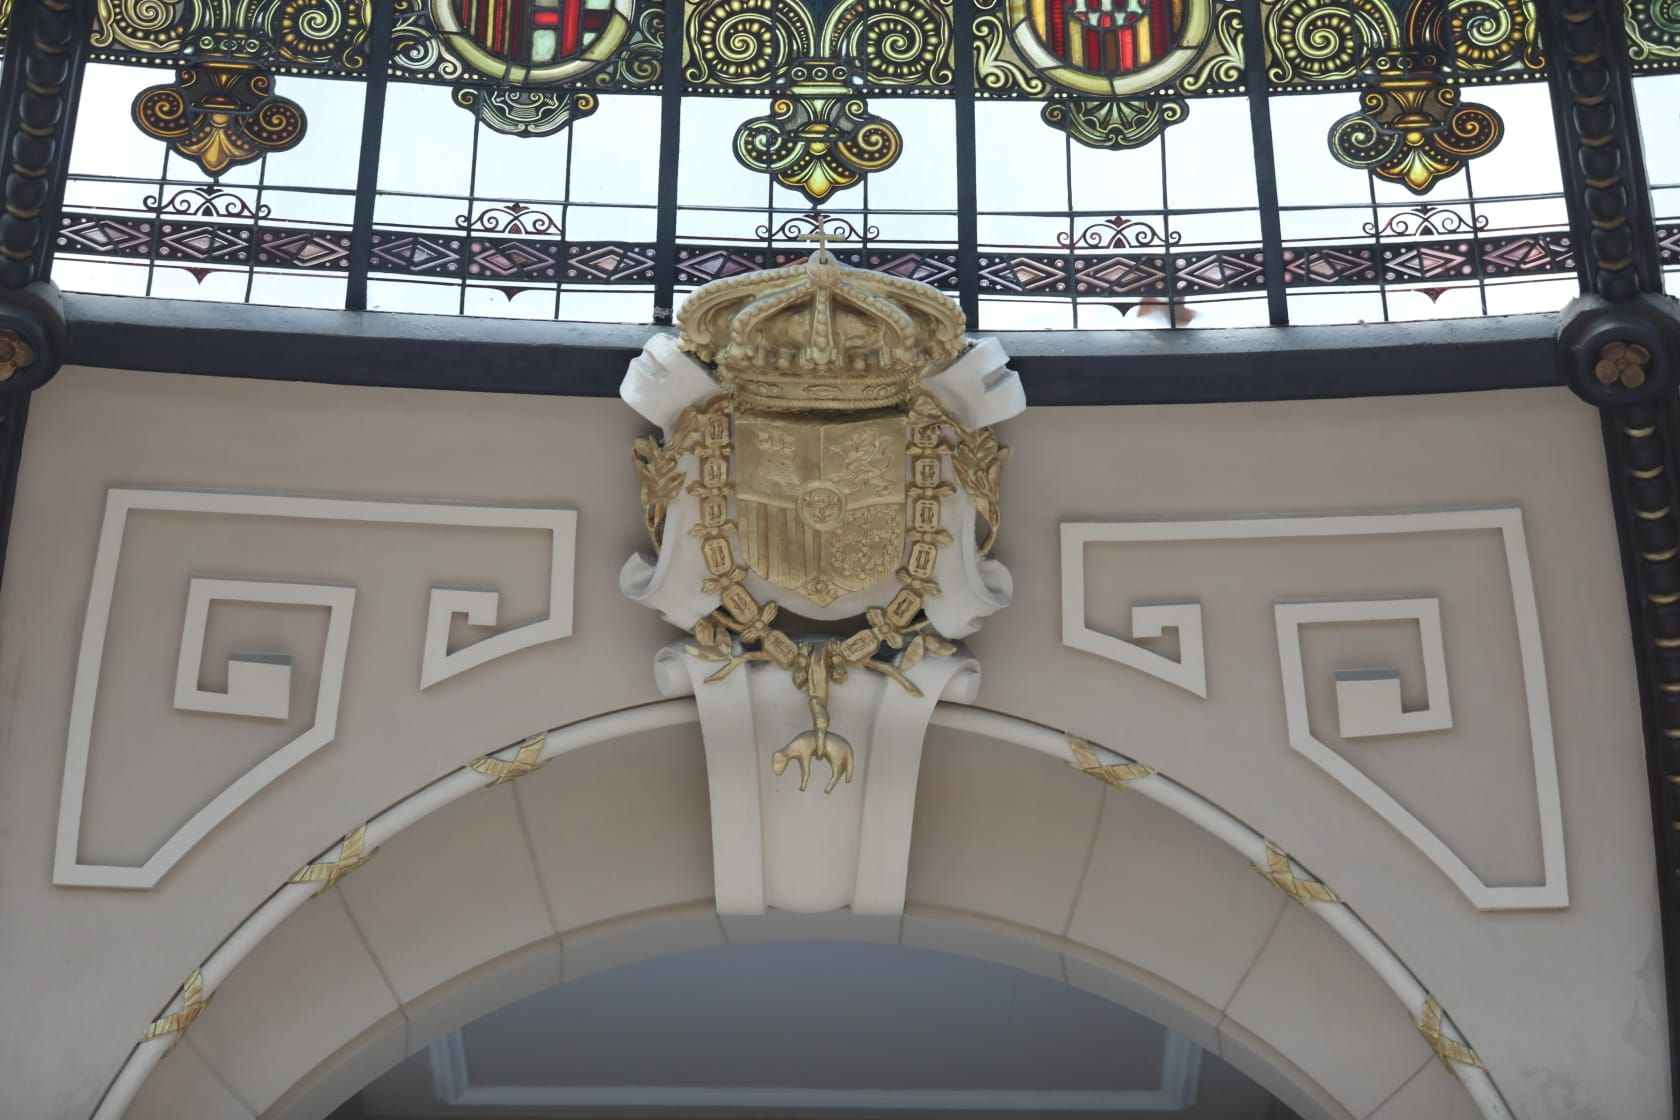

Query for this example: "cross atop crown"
[799,214,848,254]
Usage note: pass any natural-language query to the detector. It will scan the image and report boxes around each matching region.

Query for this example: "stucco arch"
[102,701,1500,1120]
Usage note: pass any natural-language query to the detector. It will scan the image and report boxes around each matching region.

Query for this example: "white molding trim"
[91,702,1509,1120]
[932,707,1513,1120]
[1285,598,1454,740]
[172,577,351,720]
[1059,543,1207,697]
[54,487,576,890]
[1060,508,1566,912]
[423,1026,1202,1113]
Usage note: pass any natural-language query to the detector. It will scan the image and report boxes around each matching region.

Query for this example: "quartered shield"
[1006,0,1211,95]
[433,0,634,83]
[733,412,908,606]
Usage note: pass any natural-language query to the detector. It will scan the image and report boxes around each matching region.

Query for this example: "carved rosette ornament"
[622,227,1023,913]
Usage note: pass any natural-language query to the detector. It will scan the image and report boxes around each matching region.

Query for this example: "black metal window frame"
[44,0,1586,331]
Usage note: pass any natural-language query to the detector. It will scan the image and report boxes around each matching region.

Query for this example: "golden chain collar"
[635,390,1004,704]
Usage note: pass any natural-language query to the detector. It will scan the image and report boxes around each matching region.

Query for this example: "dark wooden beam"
[61,293,1562,405]
[1543,4,1680,1114]
[0,0,91,592]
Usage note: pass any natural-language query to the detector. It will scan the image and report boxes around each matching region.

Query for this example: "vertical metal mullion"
[863,176,873,263]
[1541,51,1594,294]
[1157,132,1174,328]
[953,0,978,325]
[244,153,268,303]
[1238,0,1286,325]
[555,116,575,320]
[1462,162,1488,316]
[1366,172,1388,321]
[651,0,684,324]
[1065,129,1076,328]
[344,0,397,311]
[1536,11,1663,296]
[459,107,483,315]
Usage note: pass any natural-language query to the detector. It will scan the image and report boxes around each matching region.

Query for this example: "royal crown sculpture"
[621,228,1024,913]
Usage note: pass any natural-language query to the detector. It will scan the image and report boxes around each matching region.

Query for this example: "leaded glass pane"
[42,0,1599,328]
[367,0,664,319]
[964,0,1254,329]
[670,0,961,315]
[1634,75,1680,294]
[1262,0,1570,324]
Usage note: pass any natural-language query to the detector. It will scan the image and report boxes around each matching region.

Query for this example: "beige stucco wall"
[0,365,1664,1119]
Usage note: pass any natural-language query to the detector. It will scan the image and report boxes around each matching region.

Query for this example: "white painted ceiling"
[336,941,1302,1119]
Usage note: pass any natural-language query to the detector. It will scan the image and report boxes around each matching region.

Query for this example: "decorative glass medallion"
[431,0,636,83]
[1005,0,1214,96]
[973,0,1240,150]
[1263,0,1545,194]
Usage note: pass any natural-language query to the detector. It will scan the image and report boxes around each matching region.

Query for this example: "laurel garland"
[633,390,1007,721]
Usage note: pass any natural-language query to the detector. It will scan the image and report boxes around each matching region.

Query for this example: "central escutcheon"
[737,413,907,605]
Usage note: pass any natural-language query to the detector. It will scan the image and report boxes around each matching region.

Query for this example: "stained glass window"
[364,0,665,319]
[969,0,1261,328]
[57,1,372,305]
[671,0,960,316]
[1629,1,1680,293]
[1262,0,1575,324]
[47,0,1588,329]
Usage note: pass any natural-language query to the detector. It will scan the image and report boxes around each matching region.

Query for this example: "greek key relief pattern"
[55,488,576,890]
[1061,507,1565,911]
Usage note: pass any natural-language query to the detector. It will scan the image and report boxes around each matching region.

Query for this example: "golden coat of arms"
[734,412,907,605]
[631,238,1011,793]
